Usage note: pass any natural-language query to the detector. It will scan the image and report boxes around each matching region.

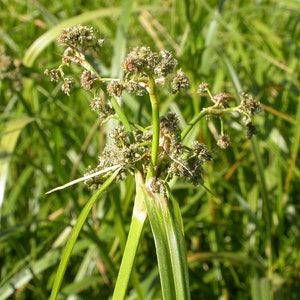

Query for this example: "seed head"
[191,141,213,162]
[123,46,157,74]
[107,81,124,97]
[160,112,181,143]
[90,96,114,119]
[217,134,230,149]
[44,69,60,82]
[197,82,209,94]
[61,78,74,96]
[125,81,147,96]
[90,96,104,112]
[241,94,262,116]
[154,50,177,77]
[58,25,103,53]
[246,122,258,138]
[213,93,229,107]
[170,69,189,94]
[123,56,140,74]
[80,70,98,90]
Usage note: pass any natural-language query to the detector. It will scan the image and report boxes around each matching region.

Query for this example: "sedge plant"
[45,25,261,299]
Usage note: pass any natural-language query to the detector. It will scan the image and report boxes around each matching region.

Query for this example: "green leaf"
[0,240,89,299]
[0,117,35,217]
[112,171,148,300]
[251,277,272,300]
[22,5,165,68]
[142,183,190,300]
[49,167,121,300]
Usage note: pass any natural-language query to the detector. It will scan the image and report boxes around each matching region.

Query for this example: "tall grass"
[1,0,299,299]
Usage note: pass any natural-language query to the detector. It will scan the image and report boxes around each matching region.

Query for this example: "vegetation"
[1,0,299,299]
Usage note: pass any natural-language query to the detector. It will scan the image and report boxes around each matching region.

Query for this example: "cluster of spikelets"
[45,25,261,194]
[85,112,213,192]
[45,25,189,109]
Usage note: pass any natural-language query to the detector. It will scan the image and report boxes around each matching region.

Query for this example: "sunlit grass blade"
[199,0,225,76]
[49,168,121,300]
[251,137,273,275]
[22,7,123,67]
[0,240,88,299]
[0,248,61,299]
[46,164,121,194]
[110,0,135,78]
[22,5,165,67]
[112,172,147,300]
[251,277,272,300]
[0,117,35,217]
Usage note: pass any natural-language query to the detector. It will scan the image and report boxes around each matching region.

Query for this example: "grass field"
[1,0,300,299]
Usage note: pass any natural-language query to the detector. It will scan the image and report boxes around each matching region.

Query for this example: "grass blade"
[112,172,148,300]
[22,5,164,67]
[110,0,135,78]
[49,168,121,300]
[0,117,35,218]
[46,165,121,194]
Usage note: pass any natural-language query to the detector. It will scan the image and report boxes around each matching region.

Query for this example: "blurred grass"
[1,0,300,299]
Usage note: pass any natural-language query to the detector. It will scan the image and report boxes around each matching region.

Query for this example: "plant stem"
[146,72,160,180]
[75,55,133,136]
[142,184,190,300]
[110,96,132,134]
[181,106,231,140]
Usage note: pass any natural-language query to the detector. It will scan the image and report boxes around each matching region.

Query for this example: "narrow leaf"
[49,168,121,300]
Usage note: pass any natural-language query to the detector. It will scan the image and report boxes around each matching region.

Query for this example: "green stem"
[146,72,160,180]
[110,96,133,134]
[112,172,147,300]
[181,106,232,140]
[74,54,133,136]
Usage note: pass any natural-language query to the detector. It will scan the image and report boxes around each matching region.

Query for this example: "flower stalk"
[145,71,160,179]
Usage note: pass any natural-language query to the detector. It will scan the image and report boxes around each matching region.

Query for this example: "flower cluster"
[158,114,213,185]
[239,93,261,138]
[57,25,104,54]
[217,134,230,149]
[197,83,262,143]
[89,96,114,120]
[107,46,189,97]
[45,26,189,122]
[123,47,177,76]
[84,127,151,190]
[80,70,98,90]
[85,113,212,192]
[45,25,104,98]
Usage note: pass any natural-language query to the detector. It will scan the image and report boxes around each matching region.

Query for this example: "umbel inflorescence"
[45,25,261,194]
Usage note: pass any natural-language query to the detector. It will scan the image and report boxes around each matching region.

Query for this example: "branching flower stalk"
[45,25,262,299]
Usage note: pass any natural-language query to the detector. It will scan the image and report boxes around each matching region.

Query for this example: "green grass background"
[1,0,299,299]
